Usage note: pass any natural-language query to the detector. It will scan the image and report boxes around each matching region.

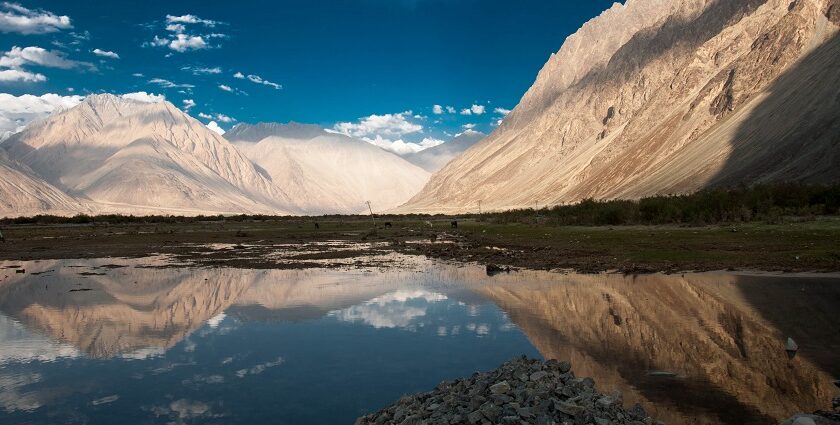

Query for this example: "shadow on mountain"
[709,30,840,186]
[475,273,839,424]
[733,274,840,377]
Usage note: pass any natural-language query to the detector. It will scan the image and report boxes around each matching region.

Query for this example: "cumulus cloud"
[233,71,244,79]
[333,111,431,154]
[0,2,72,34]
[92,48,119,59]
[446,106,456,114]
[218,84,232,92]
[0,46,95,71]
[148,77,195,90]
[121,91,165,103]
[146,15,226,53]
[166,14,219,27]
[494,107,511,115]
[334,111,422,139]
[0,68,45,82]
[462,123,476,130]
[198,112,234,123]
[182,98,196,110]
[432,104,444,115]
[205,121,224,135]
[168,34,208,52]
[460,104,485,116]
[0,92,83,139]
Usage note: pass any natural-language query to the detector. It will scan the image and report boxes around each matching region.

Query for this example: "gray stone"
[555,401,585,417]
[467,410,484,424]
[530,371,549,381]
[490,380,512,394]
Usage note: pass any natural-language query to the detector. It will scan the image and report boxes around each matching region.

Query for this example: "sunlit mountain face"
[0,258,837,424]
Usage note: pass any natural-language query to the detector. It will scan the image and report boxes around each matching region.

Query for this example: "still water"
[0,257,838,424]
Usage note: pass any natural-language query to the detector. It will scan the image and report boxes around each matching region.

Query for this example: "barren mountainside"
[401,0,840,213]
[228,123,430,214]
[1,94,298,216]
[402,130,486,172]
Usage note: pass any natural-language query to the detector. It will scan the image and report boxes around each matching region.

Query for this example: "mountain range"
[400,0,840,212]
[0,96,442,216]
[2,0,839,217]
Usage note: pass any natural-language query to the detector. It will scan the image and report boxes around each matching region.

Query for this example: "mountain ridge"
[399,0,840,213]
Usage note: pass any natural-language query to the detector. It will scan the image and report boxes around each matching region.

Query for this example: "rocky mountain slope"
[1,94,297,216]
[0,149,88,217]
[401,0,840,213]
[227,123,430,213]
[402,130,485,172]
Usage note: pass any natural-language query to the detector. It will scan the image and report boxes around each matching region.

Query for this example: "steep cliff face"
[402,0,840,213]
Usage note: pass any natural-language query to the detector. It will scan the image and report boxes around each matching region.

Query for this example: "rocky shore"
[356,357,659,425]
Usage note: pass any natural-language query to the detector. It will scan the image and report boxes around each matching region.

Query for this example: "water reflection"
[0,259,838,424]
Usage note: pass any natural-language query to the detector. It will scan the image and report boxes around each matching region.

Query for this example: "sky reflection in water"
[0,258,838,424]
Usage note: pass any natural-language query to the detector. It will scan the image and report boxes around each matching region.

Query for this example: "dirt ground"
[1,217,839,273]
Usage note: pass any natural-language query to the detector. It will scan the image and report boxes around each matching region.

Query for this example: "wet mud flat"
[1,217,839,273]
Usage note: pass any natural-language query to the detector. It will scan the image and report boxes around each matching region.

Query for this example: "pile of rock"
[356,357,659,425]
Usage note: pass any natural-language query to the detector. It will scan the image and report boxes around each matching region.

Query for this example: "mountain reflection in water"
[0,258,837,424]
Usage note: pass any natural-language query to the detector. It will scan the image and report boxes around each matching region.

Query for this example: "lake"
[1,257,838,424]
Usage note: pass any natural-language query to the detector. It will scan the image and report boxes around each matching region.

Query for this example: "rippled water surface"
[0,258,838,424]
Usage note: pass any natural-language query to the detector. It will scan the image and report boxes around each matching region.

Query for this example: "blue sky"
[0,0,617,152]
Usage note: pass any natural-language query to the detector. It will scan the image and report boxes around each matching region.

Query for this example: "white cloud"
[182,99,196,110]
[168,34,208,52]
[165,23,185,33]
[334,111,422,139]
[494,107,511,115]
[0,68,45,82]
[333,111,428,155]
[420,137,444,148]
[131,72,144,77]
[146,15,226,53]
[432,104,444,115]
[233,71,244,79]
[121,91,165,103]
[148,78,194,90]
[462,123,476,130]
[92,48,119,59]
[0,92,83,139]
[0,2,72,34]
[198,112,234,123]
[205,121,224,135]
[218,84,232,92]
[245,74,281,90]
[446,106,456,114]
[460,104,486,115]
[330,290,446,329]
[166,14,219,27]
[182,66,221,75]
[0,46,95,71]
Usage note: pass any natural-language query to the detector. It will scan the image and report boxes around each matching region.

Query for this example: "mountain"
[226,122,430,214]
[1,94,297,216]
[401,0,840,213]
[402,130,485,172]
[0,149,88,217]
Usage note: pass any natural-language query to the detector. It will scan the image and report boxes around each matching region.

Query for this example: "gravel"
[356,357,660,425]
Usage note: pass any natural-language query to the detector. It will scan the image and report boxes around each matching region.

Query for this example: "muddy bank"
[0,218,839,273]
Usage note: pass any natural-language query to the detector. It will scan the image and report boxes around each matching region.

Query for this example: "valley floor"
[1,216,839,273]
